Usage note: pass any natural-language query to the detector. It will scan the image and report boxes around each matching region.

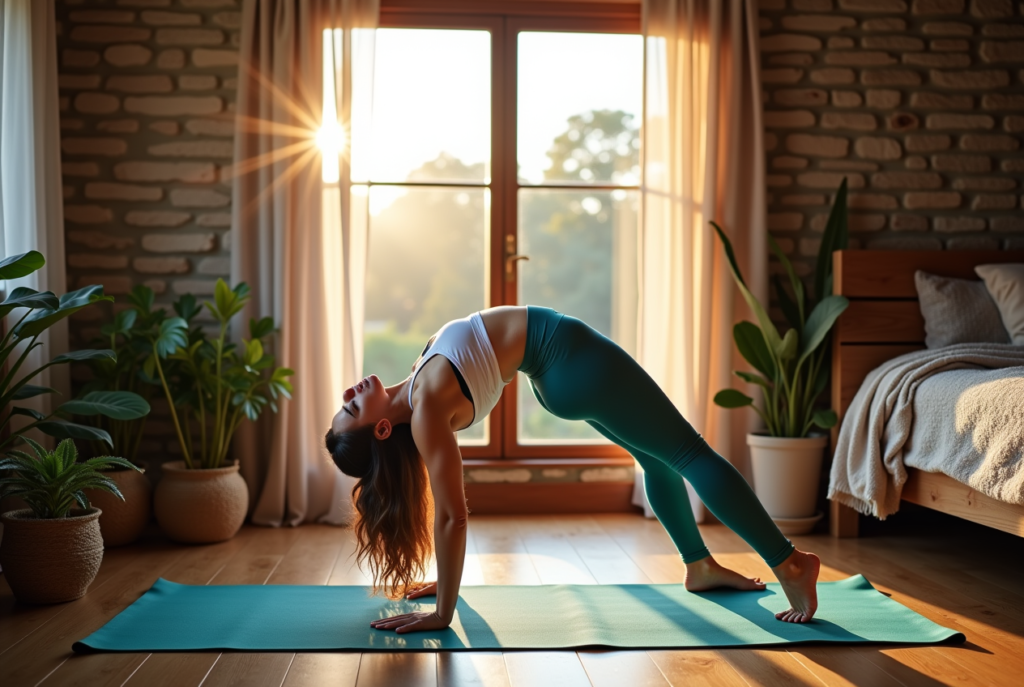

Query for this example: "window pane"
[370,29,490,183]
[518,32,642,186]
[363,186,490,444]
[517,189,639,444]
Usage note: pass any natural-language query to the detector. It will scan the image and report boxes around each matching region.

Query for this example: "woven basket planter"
[0,508,104,604]
[154,460,248,544]
[85,467,152,547]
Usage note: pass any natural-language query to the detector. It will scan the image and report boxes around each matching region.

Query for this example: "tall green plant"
[0,252,150,453]
[142,280,294,470]
[711,179,850,438]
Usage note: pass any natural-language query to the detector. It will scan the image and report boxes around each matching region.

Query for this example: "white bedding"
[828,343,1024,519]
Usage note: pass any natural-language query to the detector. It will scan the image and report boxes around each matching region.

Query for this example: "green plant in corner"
[0,437,141,519]
[143,279,294,470]
[711,179,850,438]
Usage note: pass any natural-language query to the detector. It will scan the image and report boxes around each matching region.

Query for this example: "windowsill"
[463,456,634,469]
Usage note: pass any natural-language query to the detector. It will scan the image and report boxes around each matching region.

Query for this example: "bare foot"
[684,556,766,592]
[771,549,820,623]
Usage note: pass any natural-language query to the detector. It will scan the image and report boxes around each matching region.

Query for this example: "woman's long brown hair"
[325,423,433,599]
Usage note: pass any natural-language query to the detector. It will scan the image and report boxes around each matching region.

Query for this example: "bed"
[828,249,1024,538]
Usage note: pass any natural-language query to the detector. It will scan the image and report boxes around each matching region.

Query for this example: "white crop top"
[408,313,507,428]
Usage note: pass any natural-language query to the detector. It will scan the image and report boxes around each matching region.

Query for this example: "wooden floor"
[1,506,1022,687]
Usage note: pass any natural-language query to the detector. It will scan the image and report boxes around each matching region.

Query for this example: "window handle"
[505,254,530,282]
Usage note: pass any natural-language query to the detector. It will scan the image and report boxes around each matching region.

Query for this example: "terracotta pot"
[85,467,152,547]
[0,508,104,604]
[154,460,248,544]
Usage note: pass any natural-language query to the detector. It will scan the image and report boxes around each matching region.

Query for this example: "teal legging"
[519,306,794,568]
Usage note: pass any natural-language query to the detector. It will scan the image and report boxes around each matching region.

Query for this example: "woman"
[325,306,820,635]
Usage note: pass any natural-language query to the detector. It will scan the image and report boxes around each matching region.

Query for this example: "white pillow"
[975,263,1024,345]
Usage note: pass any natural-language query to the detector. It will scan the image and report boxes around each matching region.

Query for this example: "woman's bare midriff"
[478,306,528,383]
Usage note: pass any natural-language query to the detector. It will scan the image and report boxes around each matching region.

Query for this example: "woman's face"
[331,374,389,434]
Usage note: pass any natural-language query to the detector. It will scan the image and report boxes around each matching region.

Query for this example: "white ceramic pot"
[747,433,828,520]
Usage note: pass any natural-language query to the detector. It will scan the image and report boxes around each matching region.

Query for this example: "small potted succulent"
[711,179,850,534]
[0,438,141,603]
[146,279,293,544]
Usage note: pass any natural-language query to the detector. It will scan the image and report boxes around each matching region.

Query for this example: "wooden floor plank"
[647,650,750,687]
[281,653,361,687]
[787,647,906,687]
[717,648,821,687]
[578,650,670,687]
[470,517,542,586]
[504,651,592,687]
[356,652,438,687]
[436,652,511,687]
[513,516,598,585]
[550,516,652,585]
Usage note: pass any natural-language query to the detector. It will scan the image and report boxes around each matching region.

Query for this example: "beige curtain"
[231,0,377,526]
[635,0,767,516]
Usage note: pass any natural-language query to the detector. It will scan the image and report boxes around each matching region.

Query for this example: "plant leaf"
[812,408,838,429]
[58,391,151,420]
[733,321,776,379]
[769,234,805,324]
[0,251,45,281]
[713,389,754,409]
[35,421,113,447]
[773,275,803,332]
[249,316,275,340]
[10,406,47,421]
[777,328,799,361]
[154,317,188,358]
[12,384,58,400]
[0,286,59,318]
[15,285,112,338]
[51,349,117,365]
[814,177,849,303]
[735,370,770,389]
[799,295,849,363]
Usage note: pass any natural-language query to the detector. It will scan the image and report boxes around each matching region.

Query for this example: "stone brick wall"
[758,0,1024,277]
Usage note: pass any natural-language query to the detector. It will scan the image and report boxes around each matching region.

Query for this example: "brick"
[871,171,943,188]
[185,118,234,136]
[66,230,134,250]
[855,137,902,159]
[191,49,238,67]
[180,0,238,6]
[772,156,810,169]
[891,214,929,231]
[800,238,821,256]
[142,280,167,295]
[67,254,129,270]
[781,193,827,205]
[114,162,216,183]
[981,94,1024,109]
[69,10,136,23]
[904,191,961,209]
[931,154,992,172]
[983,25,1024,37]
[867,235,943,249]
[765,133,779,150]
[1004,116,1024,132]
[906,134,951,151]
[781,15,857,31]
[61,138,127,157]
[922,21,973,35]
[222,77,238,90]
[764,110,816,127]
[103,44,152,67]
[970,0,1014,17]
[155,28,224,46]
[125,210,191,227]
[1002,159,1024,172]
[774,89,829,106]
[170,189,230,207]
[935,216,986,232]
[60,119,85,131]
[825,51,897,66]
[912,0,965,12]
[69,26,151,43]
[821,159,880,171]
[96,119,139,133]
[832,90,864,106]
[84,183,162,201]
[762,69,804,84]
[74,92,119,114]
[953,176,1016,191]
[171,279,218,295]
[766,175,793,187]
[105,75,174,93]
[761,34,823,51]
[959,134,1019,151]
[863,18,907,30]
[930,39,970,51]
[770,53,815,66]
[124,96,222,116]
[848,193,900,209]
[197,257,230,274]
[78,275,132,295]
[980,41,1024,62]
[903,53,972,67]
[59,97,68,112]
[862,36,925,50]
[141,11,202,25]
[59,74,102,90]
[796,172,866,188]
[157,49,186,69]
[62,162,100,178]
[196,213,231,227]
[220,230,231,251]
[866,89,900,108]
[149,121,180,135]
[148,141,234,158]
[991,216,1024,232]
[947,236,999,249]
[972,194,1018,209]
[212,11,242,29]
[179,75,218,90]
[850,214,887,231]
[910,92,973,108]
[926,114,995,129]
[133,257,191,274]
[823,113,877,130]
[64,205,114,224]
[838,0,908,10]
[861,69,922,86]
[829,37,856,48]
[888,112,921,131]
[142,233,216,253]
[811,68,856,84]
[786,134,849,157]
[767,213,804,231]
[62,49,100,68]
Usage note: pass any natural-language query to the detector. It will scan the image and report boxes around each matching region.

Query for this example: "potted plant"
[711,180,849,534]
[77,286,166,546]
[145,279,293,544]
[0,438,141,603]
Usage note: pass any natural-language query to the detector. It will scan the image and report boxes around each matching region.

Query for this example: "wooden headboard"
[829,249,1024,537]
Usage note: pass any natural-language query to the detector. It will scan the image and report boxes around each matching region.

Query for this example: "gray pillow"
[975,263,1024,345]
[914,270,1010,349]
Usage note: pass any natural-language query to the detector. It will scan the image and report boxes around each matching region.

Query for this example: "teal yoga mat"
[73,574,963,653]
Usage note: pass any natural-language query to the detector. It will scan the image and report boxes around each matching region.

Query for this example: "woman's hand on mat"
[370,611,450,634]
[406,581,437,599]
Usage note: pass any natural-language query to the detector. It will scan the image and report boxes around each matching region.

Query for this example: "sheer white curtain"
[0,0,69,420]
[635,0,768,518]
[231,0,377,526]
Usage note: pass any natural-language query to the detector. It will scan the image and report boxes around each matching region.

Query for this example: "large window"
[346,9,642,458]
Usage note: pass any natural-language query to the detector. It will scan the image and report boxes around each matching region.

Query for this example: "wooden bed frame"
[829,249,1024,539]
